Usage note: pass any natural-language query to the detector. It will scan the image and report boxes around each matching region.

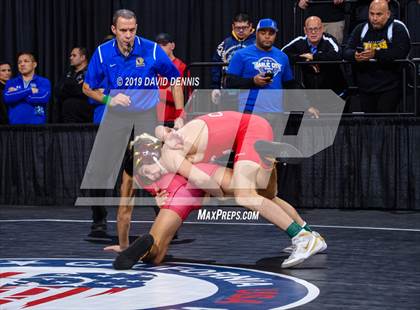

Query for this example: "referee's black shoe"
[88,219,108,238]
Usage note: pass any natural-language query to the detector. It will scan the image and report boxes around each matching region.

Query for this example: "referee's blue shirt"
[227,44,293,112]
[85,36,180,112]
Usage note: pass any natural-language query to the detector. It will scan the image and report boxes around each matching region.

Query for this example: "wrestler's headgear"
[131,133,163,170]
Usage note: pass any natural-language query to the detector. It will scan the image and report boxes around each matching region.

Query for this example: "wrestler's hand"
[154,189,169,207]
[165,131,184,149]
[110,93,131,107]
[174,117,184,129]
[104,245,124,254]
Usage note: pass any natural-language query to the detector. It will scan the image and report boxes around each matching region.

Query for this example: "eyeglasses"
[306,27,322,33]
[233,25,250,32]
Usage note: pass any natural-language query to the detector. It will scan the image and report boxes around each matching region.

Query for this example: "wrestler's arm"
[105,178,169,255]
[118,178,168,249]
[163,151,225,198]
[104,171,135,253]
[118,171,137,249]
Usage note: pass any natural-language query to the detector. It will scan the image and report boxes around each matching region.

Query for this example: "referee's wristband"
[102,95,111,105]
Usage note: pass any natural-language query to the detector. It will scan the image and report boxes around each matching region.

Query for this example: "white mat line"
[1,218,420,232]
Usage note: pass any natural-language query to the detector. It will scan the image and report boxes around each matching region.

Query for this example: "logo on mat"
[0,259,319,309]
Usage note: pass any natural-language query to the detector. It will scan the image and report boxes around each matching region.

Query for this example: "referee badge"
[136,57,145,67]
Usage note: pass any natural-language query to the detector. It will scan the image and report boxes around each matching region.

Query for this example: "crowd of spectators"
[0,0,418,123]
[217,0,414,113]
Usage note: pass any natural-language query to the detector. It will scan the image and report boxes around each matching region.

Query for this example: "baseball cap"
[256,18,278,32]
[155,33,174,44]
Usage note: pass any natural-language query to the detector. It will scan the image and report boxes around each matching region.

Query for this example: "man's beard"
[258,42,273,51]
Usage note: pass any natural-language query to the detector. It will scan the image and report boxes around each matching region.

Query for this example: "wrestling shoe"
[281,231,323,268]
[312,231,327,252]
[254,140,304,165]
[113,234,154,270]
[281,231,327,254]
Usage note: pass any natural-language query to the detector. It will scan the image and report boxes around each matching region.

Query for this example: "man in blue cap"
[225,18,319,118]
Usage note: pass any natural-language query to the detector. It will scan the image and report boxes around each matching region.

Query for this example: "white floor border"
[1,218,420,232]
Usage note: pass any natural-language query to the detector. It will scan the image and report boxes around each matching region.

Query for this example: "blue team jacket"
[3,75,51,124]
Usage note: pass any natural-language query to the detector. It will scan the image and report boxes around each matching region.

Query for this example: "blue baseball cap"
[256,18,278,32]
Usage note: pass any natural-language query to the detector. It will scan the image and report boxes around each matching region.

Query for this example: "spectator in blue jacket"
[211,13,256,105]
[3,52,51,124]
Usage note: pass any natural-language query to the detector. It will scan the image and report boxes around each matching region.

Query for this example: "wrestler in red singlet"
[196,111,273,167]
[135,163,219,221]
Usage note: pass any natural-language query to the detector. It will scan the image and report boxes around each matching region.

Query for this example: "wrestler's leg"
[144,209,183,265]
[254,165,327,255]
[272,196,327,254]
[254,164,316,228]
[254,164,312,229]
[271,197,305,226]
[232,160,294,231]
[252,162,307,227]
[211,167,234,196]
[214,163,304,227]
[256,164,278,199]
[232,160,325,268]
[117,171,136,249]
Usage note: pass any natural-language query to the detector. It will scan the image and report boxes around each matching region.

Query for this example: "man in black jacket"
[298,0,345,44]
[343,0,411,113]
[282,16,346,97]
[55,47,93,122]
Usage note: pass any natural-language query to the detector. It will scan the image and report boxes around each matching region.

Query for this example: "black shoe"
[88,220,108,238]
[254,140,304,165]
[113,234,154,270]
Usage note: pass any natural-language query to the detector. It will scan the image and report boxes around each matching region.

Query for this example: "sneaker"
[113,234,154,270]
[282,231,327,254]
[312,231,327,253]
[281,231,323,268]
[281,244,295,254]
[254,140,304,165]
